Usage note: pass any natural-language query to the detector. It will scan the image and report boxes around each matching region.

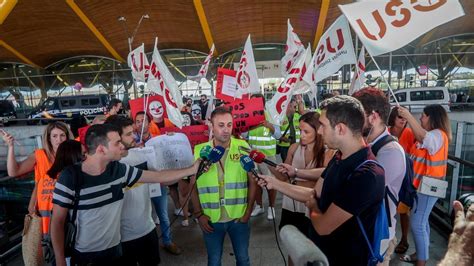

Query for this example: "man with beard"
[191,107,257,266]
[353,88,406,266]
[105,115,161,265]
[51,123,201,265]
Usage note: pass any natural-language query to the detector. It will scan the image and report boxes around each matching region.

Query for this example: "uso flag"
[339,0,465,56]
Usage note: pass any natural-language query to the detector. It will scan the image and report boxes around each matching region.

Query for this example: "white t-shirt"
[370,129,406,241]
[418,129,444,155]
[120,147,156,242]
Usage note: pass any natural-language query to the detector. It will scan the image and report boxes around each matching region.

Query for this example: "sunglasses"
[397,115,405,119]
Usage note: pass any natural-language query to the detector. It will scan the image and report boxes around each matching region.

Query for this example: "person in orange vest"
[1,122,74,238]
[388,106,416,255]
[397,105,451,265]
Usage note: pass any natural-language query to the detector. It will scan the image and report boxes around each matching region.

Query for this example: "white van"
[390,87,450,113]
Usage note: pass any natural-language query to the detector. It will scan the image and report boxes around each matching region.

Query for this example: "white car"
[390,87,450,113]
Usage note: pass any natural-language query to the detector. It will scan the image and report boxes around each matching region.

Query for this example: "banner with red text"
[266,51,306,125]
[303,15,356,87]
[349,46,367,95]
[148,42,184,128]
[189,44,215,81]
[235,35,260,98]
[127,43,149,82]
[281,19,306,77]
[225,97,265,134]
[339,0,465,56]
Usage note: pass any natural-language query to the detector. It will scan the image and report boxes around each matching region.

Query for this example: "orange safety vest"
[409,130,448,189]
[34,149,55,236]
[398,127,416,154]
[149,119,175,136]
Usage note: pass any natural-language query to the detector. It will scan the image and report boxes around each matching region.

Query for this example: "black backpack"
[371,135,418,210]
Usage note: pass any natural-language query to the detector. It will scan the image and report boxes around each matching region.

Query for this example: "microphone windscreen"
[240,155,256,172]
[200,145,212,159]
[208,146,225,163]
[249,150,266,164]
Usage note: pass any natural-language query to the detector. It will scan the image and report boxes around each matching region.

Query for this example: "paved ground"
[6,192,448,266]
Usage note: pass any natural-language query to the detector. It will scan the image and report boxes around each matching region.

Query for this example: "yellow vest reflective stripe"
[278,113,301,147]
[194,138,249,223]
[409,130,448,189]
[248,125,276,156]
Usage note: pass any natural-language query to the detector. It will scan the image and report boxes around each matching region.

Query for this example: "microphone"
[196,146,225,178]
[240,155,260,179]
[196,145,212,177]
[249,150,277,167]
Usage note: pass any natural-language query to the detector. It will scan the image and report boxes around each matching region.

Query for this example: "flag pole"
[139,37,158,143]
[368,53,399,105]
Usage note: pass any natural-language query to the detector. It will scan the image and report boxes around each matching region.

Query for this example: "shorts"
[397,202,410,214]
[119,229,160,265]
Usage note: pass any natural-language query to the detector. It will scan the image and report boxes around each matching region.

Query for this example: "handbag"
[22,213,43,266]
[418,176,448,198]
[42,164,83,263]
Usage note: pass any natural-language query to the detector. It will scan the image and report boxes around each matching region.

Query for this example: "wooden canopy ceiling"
[0,0,472,68]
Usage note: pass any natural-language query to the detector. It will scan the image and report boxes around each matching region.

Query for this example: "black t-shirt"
[315,147,385,266]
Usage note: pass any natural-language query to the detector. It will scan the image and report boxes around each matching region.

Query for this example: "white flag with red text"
[293,45,313,94]
[303,15,356,87]
[189,44,215,82]
[147,43,184,128]
[349,46,366,95]
[266,51,306,125]
[339,0,465,56]
[235,35,260,98]
[281,19,306,77]
[127,43,149,82]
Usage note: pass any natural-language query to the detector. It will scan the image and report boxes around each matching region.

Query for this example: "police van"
[390,87,450,113]
[28,94,110,123]
[0,100,17,126]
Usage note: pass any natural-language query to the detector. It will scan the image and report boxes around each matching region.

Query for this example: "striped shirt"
[52,161,143,253]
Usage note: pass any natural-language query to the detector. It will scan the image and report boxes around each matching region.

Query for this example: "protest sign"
[159,125,209,150]
[216,67,238,102]
[145,133,194,171]
[128,95,168,121]
[120,147,161,197]
[225,97,264,134]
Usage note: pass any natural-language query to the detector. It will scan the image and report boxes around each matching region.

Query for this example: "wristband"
[294,167,299,177]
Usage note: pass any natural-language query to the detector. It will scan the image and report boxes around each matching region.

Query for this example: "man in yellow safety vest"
[191,107,257,266]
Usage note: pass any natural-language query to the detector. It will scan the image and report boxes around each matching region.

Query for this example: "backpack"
[371,135,418,210]
[349,160,390,266]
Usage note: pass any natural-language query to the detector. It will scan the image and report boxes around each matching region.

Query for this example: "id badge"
[220,198,225,206]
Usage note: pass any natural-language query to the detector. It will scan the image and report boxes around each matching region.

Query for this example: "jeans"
[151,186,172,245]
[203,220,250,266]
[410,193,438,261]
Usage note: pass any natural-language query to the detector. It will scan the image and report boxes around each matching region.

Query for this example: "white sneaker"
[174,208,183,216]
[267,207,276,220]
[251,205,265,217]
[181,219,189,227]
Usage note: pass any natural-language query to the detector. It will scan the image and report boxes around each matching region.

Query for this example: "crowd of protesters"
[1,90,472,266]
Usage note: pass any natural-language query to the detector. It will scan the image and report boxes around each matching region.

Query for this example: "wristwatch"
[294,167,298,177]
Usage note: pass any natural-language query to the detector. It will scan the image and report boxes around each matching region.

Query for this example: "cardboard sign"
[145,134,194,186]
[129,95,168,121]
[216,68,238,103]
[159,125,209,150]
[120,147,161,197]
[225,97,264,134]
